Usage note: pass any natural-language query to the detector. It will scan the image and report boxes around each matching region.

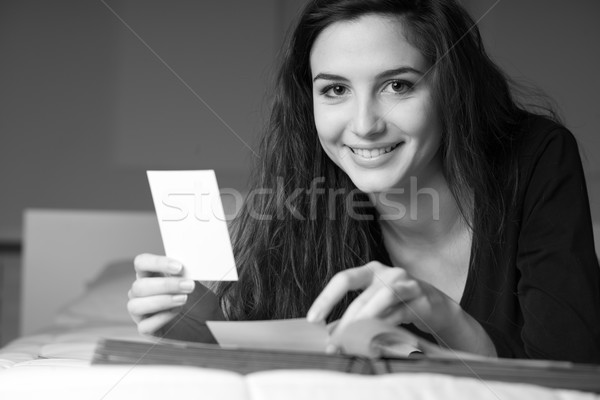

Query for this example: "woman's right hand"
[127,253,196,335]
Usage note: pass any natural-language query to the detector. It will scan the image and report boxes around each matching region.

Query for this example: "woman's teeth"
[350,143,400,158]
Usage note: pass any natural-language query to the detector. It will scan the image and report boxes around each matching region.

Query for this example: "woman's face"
[310,14,442,193]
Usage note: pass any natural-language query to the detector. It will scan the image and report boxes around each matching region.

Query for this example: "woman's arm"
[434,302,497,356]
[513,123,600,362]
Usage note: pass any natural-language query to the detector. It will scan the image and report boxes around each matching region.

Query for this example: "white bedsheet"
[0,324,598,400]
[0,323,141,368]
[1,366,598,400]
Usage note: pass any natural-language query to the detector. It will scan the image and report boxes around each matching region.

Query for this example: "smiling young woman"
[311,14,442,195]
[127,0,600,363]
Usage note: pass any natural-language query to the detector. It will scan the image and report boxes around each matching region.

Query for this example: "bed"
[0,209,598,399]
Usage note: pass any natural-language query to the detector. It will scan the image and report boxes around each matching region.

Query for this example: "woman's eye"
[384,80,413,94]
[322,85,348,97]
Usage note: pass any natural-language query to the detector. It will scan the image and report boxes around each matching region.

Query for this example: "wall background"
[0,0,307,241]
[1,0,599,241]
[465,0,600,217]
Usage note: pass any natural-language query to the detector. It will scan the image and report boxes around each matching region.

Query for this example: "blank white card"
[147,170,238,281]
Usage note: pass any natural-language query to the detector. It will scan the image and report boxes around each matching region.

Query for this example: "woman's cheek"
[315,107,348,142]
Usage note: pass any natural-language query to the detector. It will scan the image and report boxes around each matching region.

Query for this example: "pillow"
[54,259,136,326]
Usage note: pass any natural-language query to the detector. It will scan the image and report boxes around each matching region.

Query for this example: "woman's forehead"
[309,14,428,79]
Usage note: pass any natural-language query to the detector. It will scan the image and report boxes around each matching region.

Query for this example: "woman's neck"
[369,167,470,249]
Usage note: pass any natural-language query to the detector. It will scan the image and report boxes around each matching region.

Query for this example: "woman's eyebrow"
[376,66,424,79]
[313,73,349,83]
[313,66,423,82]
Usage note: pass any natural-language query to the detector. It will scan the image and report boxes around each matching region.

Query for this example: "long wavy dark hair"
[216,0,549,321]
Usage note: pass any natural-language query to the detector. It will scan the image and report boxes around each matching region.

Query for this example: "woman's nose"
[350,97,386,137]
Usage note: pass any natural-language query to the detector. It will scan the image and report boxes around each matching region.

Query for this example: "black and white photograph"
[1,1,599,398]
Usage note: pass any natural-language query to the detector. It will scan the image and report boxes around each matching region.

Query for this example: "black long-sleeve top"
[462,115,600,362]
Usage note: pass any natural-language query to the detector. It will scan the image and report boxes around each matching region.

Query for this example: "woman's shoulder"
[507,112,585,204]
[510,113,587,204]
[515,113,578,160]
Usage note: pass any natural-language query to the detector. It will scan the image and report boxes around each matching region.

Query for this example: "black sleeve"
[154,282,225,343]
[477,320,520,358]
[516,127,600,362]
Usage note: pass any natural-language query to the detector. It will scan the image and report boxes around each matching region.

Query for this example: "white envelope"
[147,170,238,281]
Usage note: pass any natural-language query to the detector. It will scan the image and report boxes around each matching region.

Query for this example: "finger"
[307,265,375,323]
[134,253,183,278]
[130,309,141,324]
[130,277,195,298]
[137,311,180,336]
[381,304,408,326]
[127,294,188,318]
[333,285,380,334]
[384,293,436,329]
[325,343,341,354]
[353,280,421,321]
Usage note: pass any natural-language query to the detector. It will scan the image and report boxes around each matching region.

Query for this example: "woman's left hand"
[307,261,461,339]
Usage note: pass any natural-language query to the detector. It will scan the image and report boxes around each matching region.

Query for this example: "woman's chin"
[351,178,397,195]
[341,163,406,195]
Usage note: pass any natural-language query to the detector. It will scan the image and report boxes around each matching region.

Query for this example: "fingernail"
[179,280,195,293]
[167,261,183,274]
[172,294,187,304]
[306,310,321,323]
